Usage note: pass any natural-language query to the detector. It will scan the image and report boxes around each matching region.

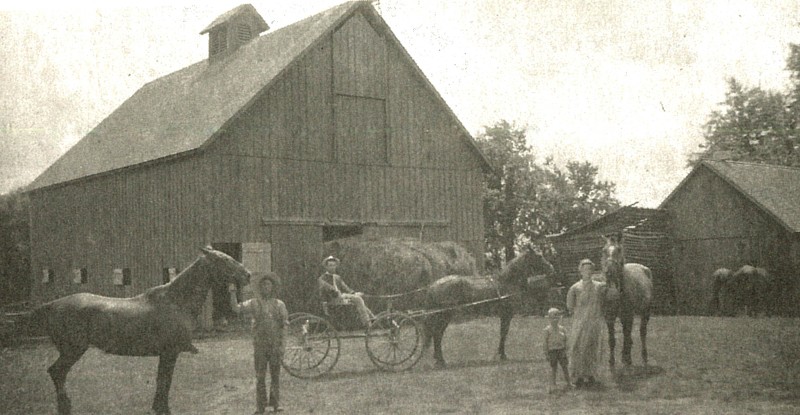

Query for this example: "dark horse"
[23,247,251,415]
[421,244,555,367]
[601,233,653,368]
[710,265,774,317]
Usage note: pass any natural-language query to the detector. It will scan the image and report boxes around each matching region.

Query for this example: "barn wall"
[662,165,795,315]
[28,155,228,303]
[203,10,486,303]
[28,11,486,315]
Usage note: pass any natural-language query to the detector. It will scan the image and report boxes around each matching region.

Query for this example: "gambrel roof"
[659,160,800,233]
[30,1,491,191]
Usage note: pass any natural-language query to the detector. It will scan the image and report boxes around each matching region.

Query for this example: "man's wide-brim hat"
[252,271,280,287]
[547,307,562,318]
[322,255,340,266]
[579,258,594,267]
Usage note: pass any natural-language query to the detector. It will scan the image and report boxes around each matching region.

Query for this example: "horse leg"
[152,352,179,415]
[606,318,616,368]
[48,345,88,415]
[640,312,650,367]
[431,314,450,368]
[498,310,512,361]
[621,314,634,367]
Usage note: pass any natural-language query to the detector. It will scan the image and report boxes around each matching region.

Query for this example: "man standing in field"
[229,271,288,413]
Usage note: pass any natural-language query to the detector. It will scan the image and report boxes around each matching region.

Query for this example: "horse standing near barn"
[21,247,251,415]
[711,265,775,317]
[600,233,653,368]
[421,244,556,367]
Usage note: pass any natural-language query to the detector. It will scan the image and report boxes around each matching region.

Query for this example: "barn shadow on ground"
[610,364,665,392]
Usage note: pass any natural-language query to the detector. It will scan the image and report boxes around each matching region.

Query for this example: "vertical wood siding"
[30,12,486,305]
[663,166,795,314]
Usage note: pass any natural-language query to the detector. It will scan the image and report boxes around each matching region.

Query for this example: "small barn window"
[162,267,179,284]
[41,268,54,284]
[72,268,88,284]
[113,268,132,286]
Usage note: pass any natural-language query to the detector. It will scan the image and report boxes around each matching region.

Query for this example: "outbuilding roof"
[29,1,492,191]
[659,160,800,233]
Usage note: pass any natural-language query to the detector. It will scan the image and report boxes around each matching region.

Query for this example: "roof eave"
[25,148,202,195]
[661,161,798,234]
[701,161,798,234]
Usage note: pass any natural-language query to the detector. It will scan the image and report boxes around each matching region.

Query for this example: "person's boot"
[269,384,282,412]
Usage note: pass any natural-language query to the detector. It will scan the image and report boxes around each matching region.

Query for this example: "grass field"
[1,315,799,414]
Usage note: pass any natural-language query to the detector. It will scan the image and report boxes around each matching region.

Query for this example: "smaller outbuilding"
[659,160,800,316]
[547,205,676,314]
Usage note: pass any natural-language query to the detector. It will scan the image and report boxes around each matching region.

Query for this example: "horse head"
[200,246,251,288]
[601,232,624,291]
[501,243,555,292]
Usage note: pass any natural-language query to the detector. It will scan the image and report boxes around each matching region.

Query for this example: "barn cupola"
[200,4,269,61]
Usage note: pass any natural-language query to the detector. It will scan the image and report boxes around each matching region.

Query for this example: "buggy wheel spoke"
[282,314,340,378]
[366,311,423,372]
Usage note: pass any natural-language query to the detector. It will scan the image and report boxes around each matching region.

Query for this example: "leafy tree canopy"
[475,120,620,270]
[693,43,800,167]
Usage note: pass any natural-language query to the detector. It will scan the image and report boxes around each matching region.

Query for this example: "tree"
[475,121,621,270]
[533,159,619,236]
[0,188,31,305]
[476,120,540,270]
[693,43,800,167]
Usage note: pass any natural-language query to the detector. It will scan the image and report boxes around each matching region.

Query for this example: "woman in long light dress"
[566,258,606,387]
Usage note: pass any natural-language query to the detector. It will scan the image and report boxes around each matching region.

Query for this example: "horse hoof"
[57,395,71,415]
[434,361,446,369]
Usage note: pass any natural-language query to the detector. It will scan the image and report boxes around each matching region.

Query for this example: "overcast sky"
[1,0,799,207]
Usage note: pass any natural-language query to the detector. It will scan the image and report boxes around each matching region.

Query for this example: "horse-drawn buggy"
[281,295,424,378]
[281,289,530,378]
[283,244,558,378]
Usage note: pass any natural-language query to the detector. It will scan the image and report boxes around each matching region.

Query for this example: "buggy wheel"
[282,314,340,379]
[365,311,423,372]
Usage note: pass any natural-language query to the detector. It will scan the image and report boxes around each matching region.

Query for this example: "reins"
[360,274,508,301]
[360,285,429,299]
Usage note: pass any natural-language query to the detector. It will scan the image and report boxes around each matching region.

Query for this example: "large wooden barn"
[25,2,491,323]
[659,160,800,316]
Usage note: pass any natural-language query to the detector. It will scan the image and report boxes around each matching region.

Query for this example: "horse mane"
[158,254,214,315]
[496,248,544,288]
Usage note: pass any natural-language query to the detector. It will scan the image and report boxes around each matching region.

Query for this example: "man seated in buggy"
[317,256,375,327]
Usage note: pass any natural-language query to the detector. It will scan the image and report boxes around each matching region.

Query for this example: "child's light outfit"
[544,323,569,370]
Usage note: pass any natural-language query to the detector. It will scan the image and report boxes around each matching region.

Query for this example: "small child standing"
[230,272,289,414]
[543,307,571,393]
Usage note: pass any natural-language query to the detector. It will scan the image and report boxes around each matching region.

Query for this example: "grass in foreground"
[1,316,799,414]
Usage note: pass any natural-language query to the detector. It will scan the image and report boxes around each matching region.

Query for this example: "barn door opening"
[323,224,363,242]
